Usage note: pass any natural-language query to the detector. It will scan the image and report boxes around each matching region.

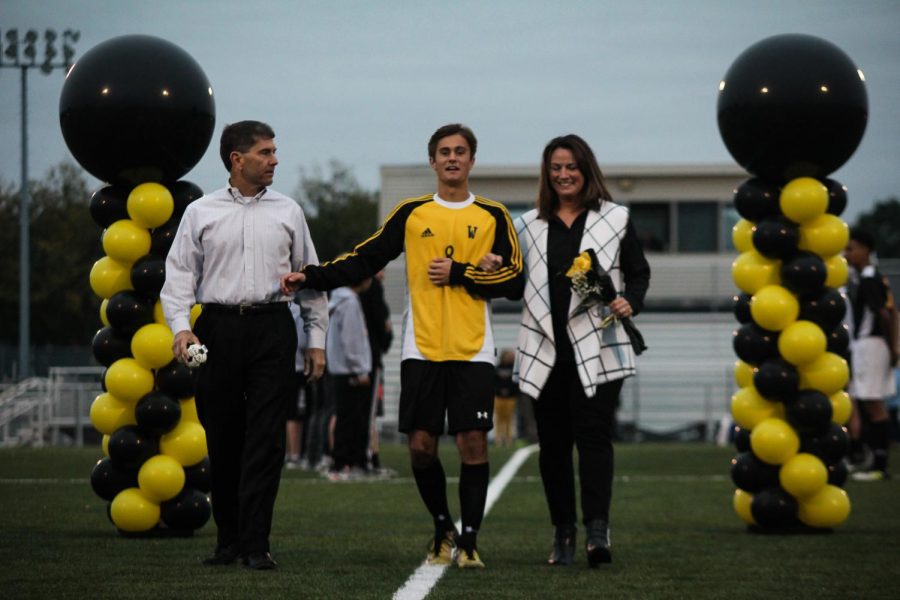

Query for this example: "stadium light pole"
[0,28,79,380]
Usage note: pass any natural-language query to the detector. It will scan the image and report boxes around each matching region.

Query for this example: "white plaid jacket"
[513,203,636,400]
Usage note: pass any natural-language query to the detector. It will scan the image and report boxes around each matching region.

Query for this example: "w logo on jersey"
[467,225,478,239]
[476,411,489,419]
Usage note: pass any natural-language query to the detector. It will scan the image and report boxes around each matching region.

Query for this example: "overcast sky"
[3,0,899,222]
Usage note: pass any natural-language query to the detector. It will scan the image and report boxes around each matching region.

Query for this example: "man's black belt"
[203,302,288,316]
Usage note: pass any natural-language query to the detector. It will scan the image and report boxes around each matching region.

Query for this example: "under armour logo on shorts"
[477,411,489,419]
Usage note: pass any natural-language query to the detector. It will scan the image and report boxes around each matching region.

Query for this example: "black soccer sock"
[867,420,890,472]
[458,462,489,551]
[412,459,454,530]
[370,452,381,470]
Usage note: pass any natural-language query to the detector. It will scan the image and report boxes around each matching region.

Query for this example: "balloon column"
[718,34,867,531]
[60,35,215,534]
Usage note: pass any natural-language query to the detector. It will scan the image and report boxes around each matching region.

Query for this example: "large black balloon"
[826,324,851,358]
[827,460,848,487]
[106,290,155,334]
[824,178,848,216]
[90,457,138,501]
[733,426,751,453]
[161,488,212,531]
[800,423,849,464]
[733,293,753,324]
[150,217,181,258]
[786,390,833,436]
[184,457,212,493]
[732,178,780,222]
[156,360,195,400]
[92,327,133,367]
[107,425,159,470]
[169,180,204,219]
[798,288,847,330]
[89,185,130,228]
[131,255,167,298]
[751,487,800,529]
[135,391,182,435]
[733,323,779,365]
[752,216,798,261]
[59,35,215,186]
[753,358,799,401]
[781,251,827,296]
[731,452,780,493]
[718,34,868,182]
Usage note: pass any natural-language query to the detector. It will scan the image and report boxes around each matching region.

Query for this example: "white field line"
[392,444,539,600]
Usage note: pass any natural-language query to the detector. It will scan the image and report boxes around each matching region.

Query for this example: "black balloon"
[733,323,779,365]
[135,391,182,435]
[800,423,849,464]
[718,33,868,182]
[733,426,751,453]
[752,216,799,261]
[731,452,780,493]
[732,178,781,222]
[827,460,848,487]
[90,457,138,501]
[184,457,212,493]
[161,488,212,530]
[169,180,204,218]
[750,487,800,529]
[781,251,827,296]
[824,178,848,216]
[59,35,215,186]
[733,293,753,324]
[826,324,850,358]
[156,360,195,400]
[150,217,181,258]
[106,290,155,334]
[89,185,130,228]
[108,425,159,470]
[753,359,799,401]
[92,327,133,367]
[798,288,847,330]
[131,255,167,298]
[786,390,833,436]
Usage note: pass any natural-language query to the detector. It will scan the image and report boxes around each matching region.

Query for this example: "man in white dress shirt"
[160,120,328,570]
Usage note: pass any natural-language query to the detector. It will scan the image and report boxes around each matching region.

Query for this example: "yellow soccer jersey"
[303,193,523,362]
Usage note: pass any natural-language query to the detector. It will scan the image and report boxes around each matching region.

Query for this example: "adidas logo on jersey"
[421,228,434,238]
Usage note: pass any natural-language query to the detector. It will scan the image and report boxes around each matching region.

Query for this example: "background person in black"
[281,124,524,568]
[509,134,650,567]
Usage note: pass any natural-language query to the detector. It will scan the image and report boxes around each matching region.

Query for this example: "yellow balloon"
[160,421,208,466]
[734,360,756,389]
[180,397,200,423]
[105,358,155,404]
[89,256,132,299]
[779,452,827,499]
[779,177,828,224]
[732,219,755,253]
[798,484,851,528]
[731,386,783,430]
[750,285,799,331]
[110,487,160,532]
[798,214,850,259]
[153,300,167,325]
[798,352,849,395]
[829,390,852,425]
[138,454,186,502]
[127,182,174,229]
[131,323,175,369]
[90,392,137,435]
[190,304,203,328]
[778,320,827,366]
[824,254,848,288]
[102,434,110,456]
[102,219,152,263]
[732,250,781,294]
[750,418,800,465]
[733,488,756,525]
[99,299,110,327]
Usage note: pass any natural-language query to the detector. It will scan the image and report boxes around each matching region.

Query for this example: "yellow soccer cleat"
[425,530,457,566]
[456,547,485,569]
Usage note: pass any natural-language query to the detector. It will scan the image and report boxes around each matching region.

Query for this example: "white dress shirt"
[160,185,328,349]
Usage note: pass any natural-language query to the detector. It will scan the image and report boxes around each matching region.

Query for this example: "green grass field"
[1,443,897,599]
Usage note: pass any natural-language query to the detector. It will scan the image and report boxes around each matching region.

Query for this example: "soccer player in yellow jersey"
[281,124,523,567]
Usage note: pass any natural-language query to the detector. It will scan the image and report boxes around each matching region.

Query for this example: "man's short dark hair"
[427,123,477,159]
[219,121,275,171]
[850,227,876,251]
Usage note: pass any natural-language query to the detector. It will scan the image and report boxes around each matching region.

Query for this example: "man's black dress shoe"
[548,525,576,566]
[202,545,240,566]
[585,520,612,567]
[242,551,278,570]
